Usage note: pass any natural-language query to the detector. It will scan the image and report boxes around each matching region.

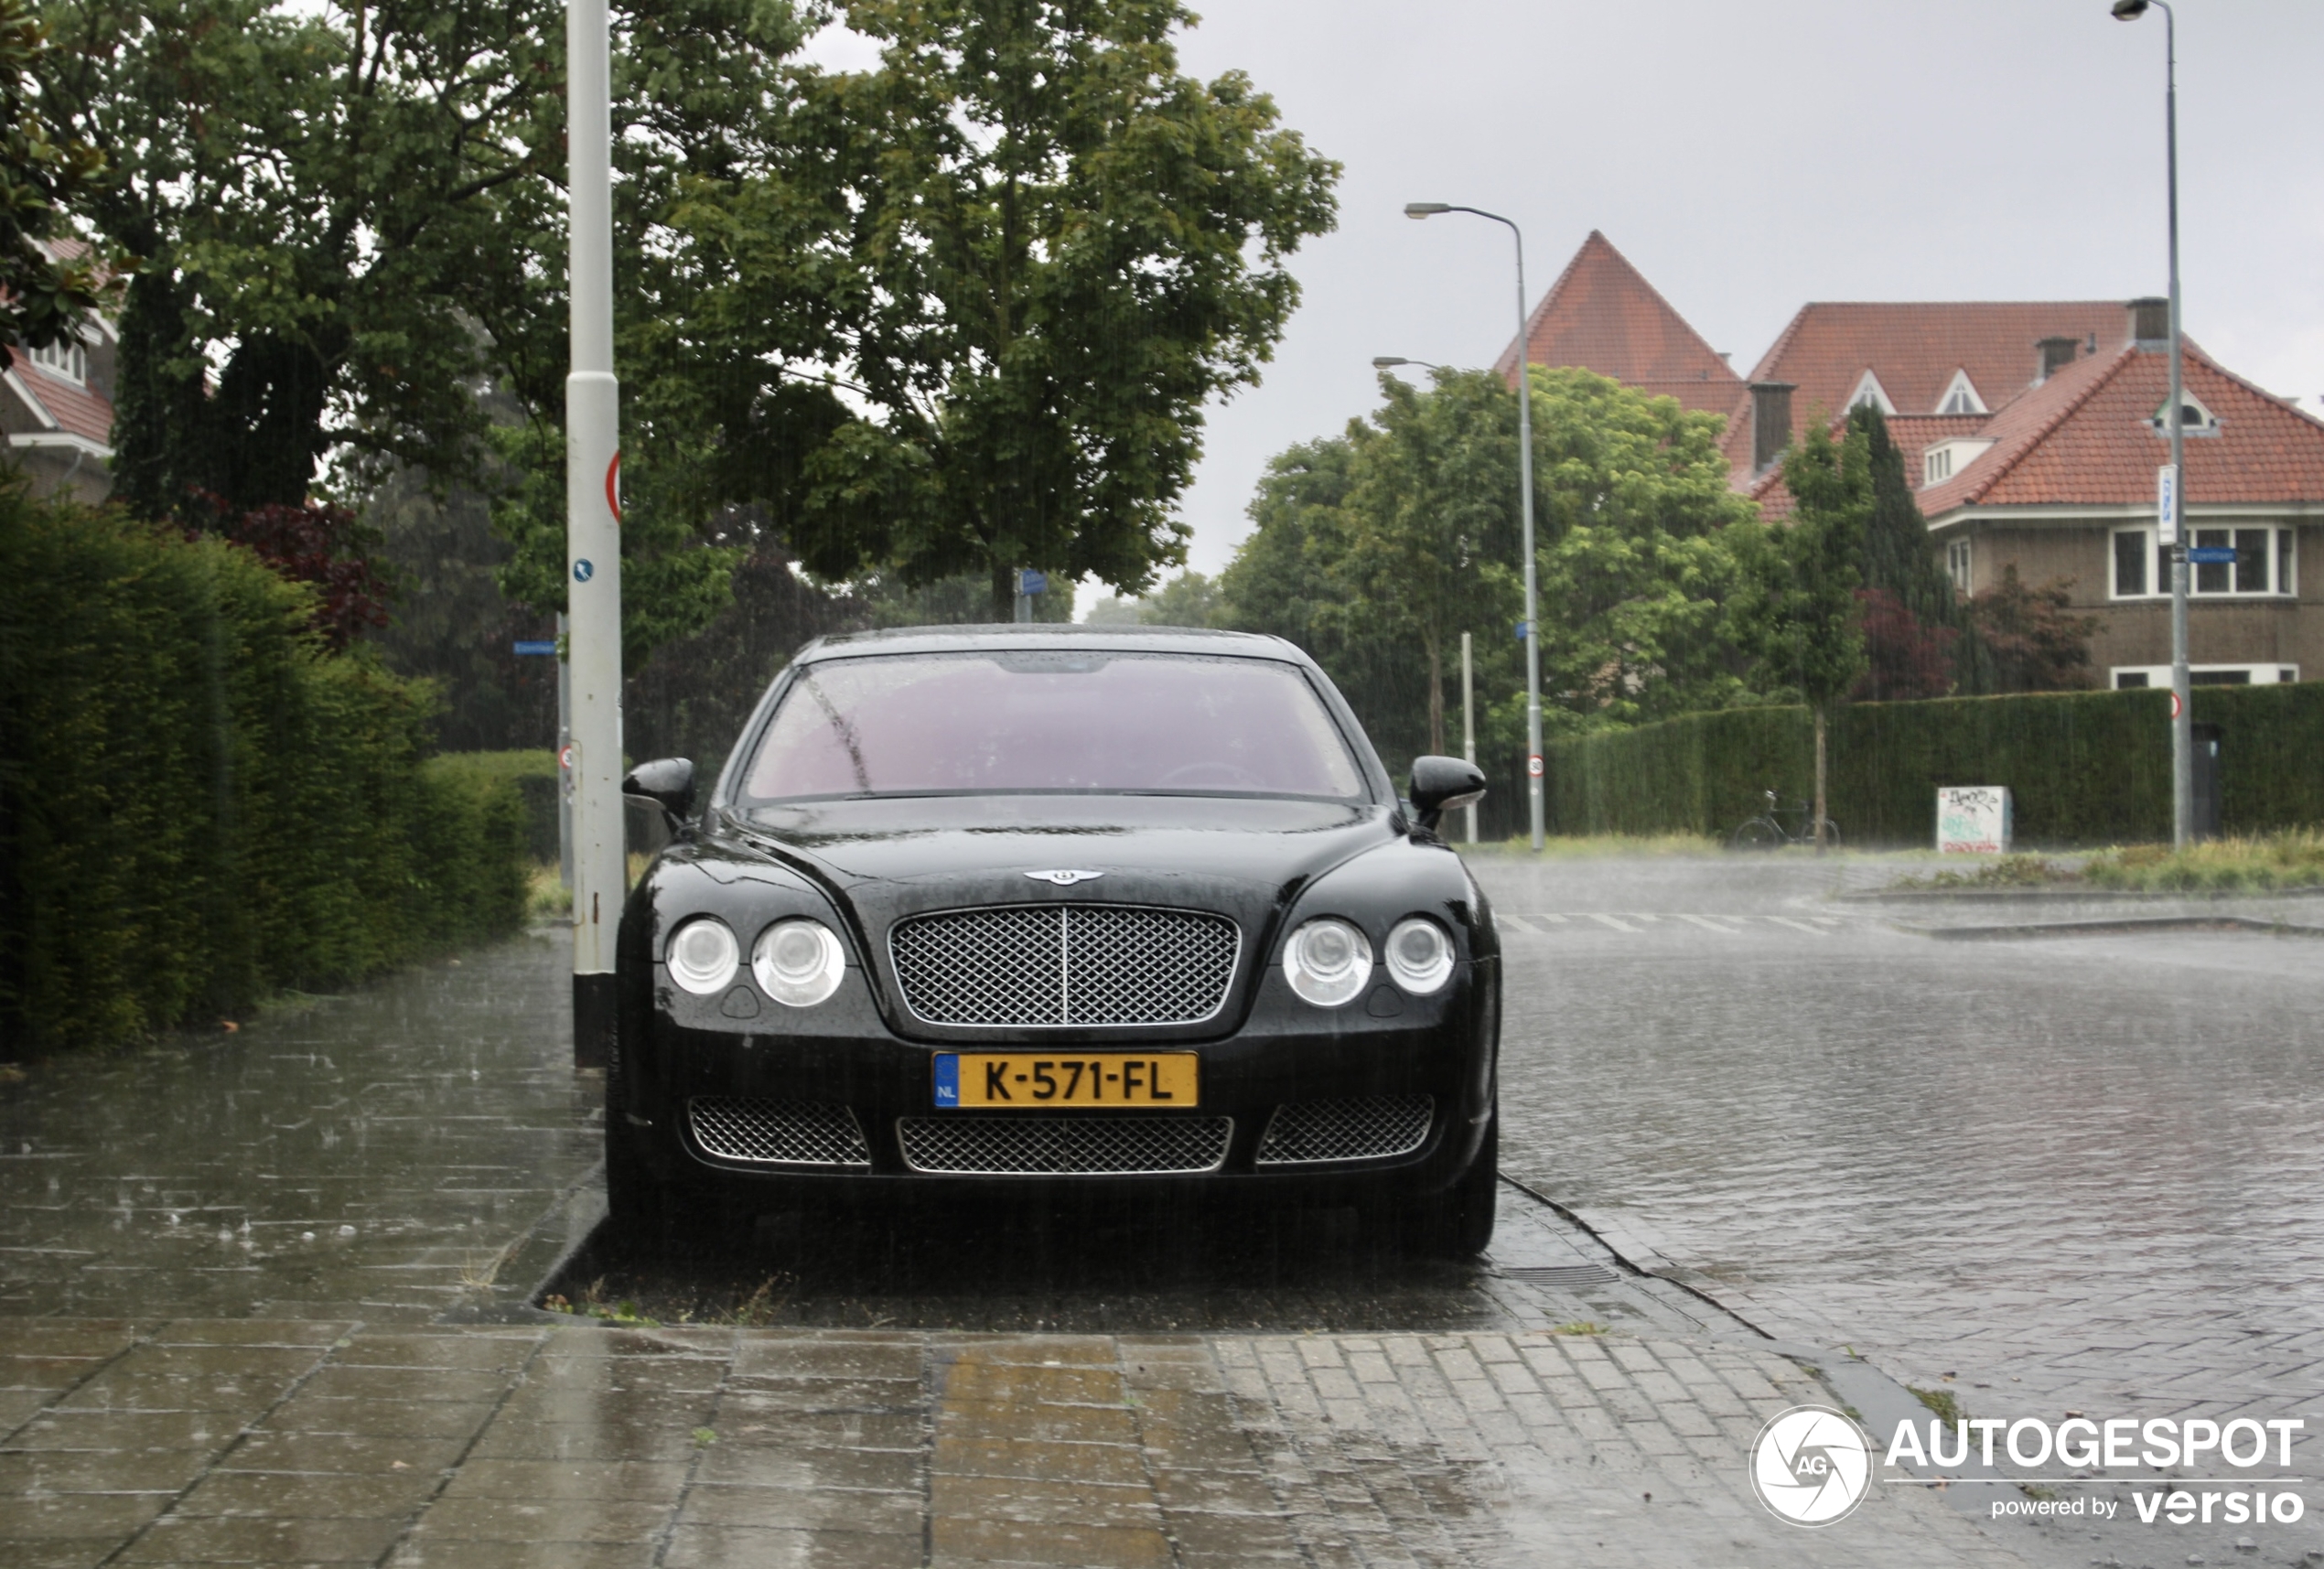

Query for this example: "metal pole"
[2161,0,2191,849]
[1405,203,1542,847]
[567,0,623,1067]
[556,611,574,890]
[1460,630,1477,844]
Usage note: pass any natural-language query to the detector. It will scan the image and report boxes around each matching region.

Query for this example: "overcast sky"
[811,3,2324,593]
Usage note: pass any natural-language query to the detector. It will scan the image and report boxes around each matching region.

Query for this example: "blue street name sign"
[512,639,559,657]
[2186,547,2238,564]
[1016,568,1048,596]
[1513,619,1531,641]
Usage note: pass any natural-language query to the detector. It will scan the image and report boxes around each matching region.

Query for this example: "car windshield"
[740,650,1367,801]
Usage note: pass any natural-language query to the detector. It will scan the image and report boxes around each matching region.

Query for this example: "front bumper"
[614,961,1497,1206]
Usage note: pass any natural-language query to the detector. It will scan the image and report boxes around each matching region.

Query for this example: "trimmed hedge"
[0,490,532,1056]
[1543,683,2324,847]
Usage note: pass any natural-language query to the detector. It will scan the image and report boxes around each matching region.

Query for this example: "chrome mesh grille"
[889,905,1238,1026]
[689,1098,870,1167]
[1256,1095,1433,1166]
[897,1115,1232,1175]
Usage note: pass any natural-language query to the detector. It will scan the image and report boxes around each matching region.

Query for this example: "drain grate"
[1497,1263,1618,1290]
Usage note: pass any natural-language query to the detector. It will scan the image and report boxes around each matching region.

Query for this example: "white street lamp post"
[1404,203,1544,850]
[2113,0,2192,848]
[567,0,624,1064]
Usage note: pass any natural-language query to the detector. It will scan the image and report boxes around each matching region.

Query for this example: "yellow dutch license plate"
[933,1053,1198,1109]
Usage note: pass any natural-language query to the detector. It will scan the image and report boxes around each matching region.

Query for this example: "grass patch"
[542,1275,658,1326]
[1909,1385,1968,1424]
[2084,828,2324,892]
[1891,854,2068,890]
[525,862,571,920]
[1549,1321,1611,1337]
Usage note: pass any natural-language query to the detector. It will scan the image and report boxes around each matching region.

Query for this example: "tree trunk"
[1813,702,1828,854]
[1426,634,1444,757]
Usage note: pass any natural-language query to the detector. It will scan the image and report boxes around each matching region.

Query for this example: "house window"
[2113,529,2148,596]
[1935,370,1985,415]
[2110,523,2297,598]
[1847,371,1895,415]
[2148,393,2218,435]
[27,338,85,384]
[1946,539,1972,596]
[1925,447,1953,486]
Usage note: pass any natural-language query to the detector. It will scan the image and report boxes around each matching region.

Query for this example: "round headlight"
[1283,917,1372,1007]
[1384,917,1455,994]
[752,919,845,1008]
[666,918,739,995]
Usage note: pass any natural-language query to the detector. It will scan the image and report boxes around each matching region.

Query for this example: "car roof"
[792,623,1314,665]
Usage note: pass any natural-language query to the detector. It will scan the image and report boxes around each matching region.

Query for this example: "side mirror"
[621,758,697,835]
[1407,756,1486,833]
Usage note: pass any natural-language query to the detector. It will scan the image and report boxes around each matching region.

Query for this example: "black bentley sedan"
[611,625,1501,1253]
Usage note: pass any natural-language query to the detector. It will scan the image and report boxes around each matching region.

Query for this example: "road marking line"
[1586,913,1641,933]
[1627,913,1661,923]
[1763,916,1831,936]
[1531,912,1571,924]
[1674,915,1742,935]
[1499,914,1543,936]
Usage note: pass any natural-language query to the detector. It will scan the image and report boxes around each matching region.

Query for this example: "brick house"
[1508,238,2323,688]
[0,242,117,503]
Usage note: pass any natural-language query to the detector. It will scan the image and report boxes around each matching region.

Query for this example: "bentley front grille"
[1255,1095,1434,1166]
[896,1115,1233,1175]
[689,1097,871,1167]
[889,905,1239,1026]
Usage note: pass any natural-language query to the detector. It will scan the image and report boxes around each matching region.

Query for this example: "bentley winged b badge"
[1024,869,1104,887]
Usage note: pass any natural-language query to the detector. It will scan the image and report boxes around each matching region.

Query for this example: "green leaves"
[1764,419,1870,707]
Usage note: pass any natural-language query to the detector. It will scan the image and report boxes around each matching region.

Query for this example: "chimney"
[1750,382,1795,472]
[2128,296,2170,348]
[2036,336,2079,382]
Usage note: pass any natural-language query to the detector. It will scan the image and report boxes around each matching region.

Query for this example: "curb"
[1904,914,2324,941]
[434,1163,610,1326]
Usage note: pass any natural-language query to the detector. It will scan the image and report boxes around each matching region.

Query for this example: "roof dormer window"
[26,337,86,385]
[1847,370,1895,415]
[1935,370,1985,415]
[2149,392,2218,435]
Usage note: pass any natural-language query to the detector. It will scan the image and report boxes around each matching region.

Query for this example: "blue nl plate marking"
[932,1053,960,1108]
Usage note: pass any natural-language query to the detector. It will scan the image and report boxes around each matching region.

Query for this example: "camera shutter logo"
[1749,1404,1871,1527]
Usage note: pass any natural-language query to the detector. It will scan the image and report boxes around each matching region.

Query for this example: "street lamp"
[1371,356,1440,371]
[2112,0,2193,849]
[1404,201,1544,850]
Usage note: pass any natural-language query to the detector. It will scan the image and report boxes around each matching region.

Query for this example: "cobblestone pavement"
[0,936,602,1321]
[2,1318,2028,1568]
[1475,853,2324,1564]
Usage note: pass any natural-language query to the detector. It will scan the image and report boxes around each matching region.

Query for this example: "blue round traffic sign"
[574,559,594,583]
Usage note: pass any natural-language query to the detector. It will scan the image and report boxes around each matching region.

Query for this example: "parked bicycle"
[1729,789,1840,850]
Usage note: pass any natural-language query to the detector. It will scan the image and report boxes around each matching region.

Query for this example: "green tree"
[1849,403,1985,697]
[1523,367,1766,730]
[678,0,1340,616]
[1767,419,1870,849]
[0,0,108,351]
[39,0,568,514]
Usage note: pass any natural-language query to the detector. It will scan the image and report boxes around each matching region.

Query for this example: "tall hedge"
[0,489,529,1056]
[1543,683,2324,846]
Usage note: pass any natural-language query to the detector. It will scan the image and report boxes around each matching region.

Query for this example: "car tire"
[605,1113,674,1239]
[1400,1101,1498,1258]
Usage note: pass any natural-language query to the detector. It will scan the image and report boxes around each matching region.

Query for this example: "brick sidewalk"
[3,1318,2035,1568]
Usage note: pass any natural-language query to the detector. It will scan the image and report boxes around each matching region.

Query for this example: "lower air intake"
[1256,1095,1433,1166]
[689,1098,871,1167]
[897,1115,1232,1176]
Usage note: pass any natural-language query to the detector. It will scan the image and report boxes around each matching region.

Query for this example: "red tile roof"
[6,348,113,447]
[1917,345,2324,515]
[1719,300,2134,474]
[1496,231,1742,414]
[1748,412,1996,521]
